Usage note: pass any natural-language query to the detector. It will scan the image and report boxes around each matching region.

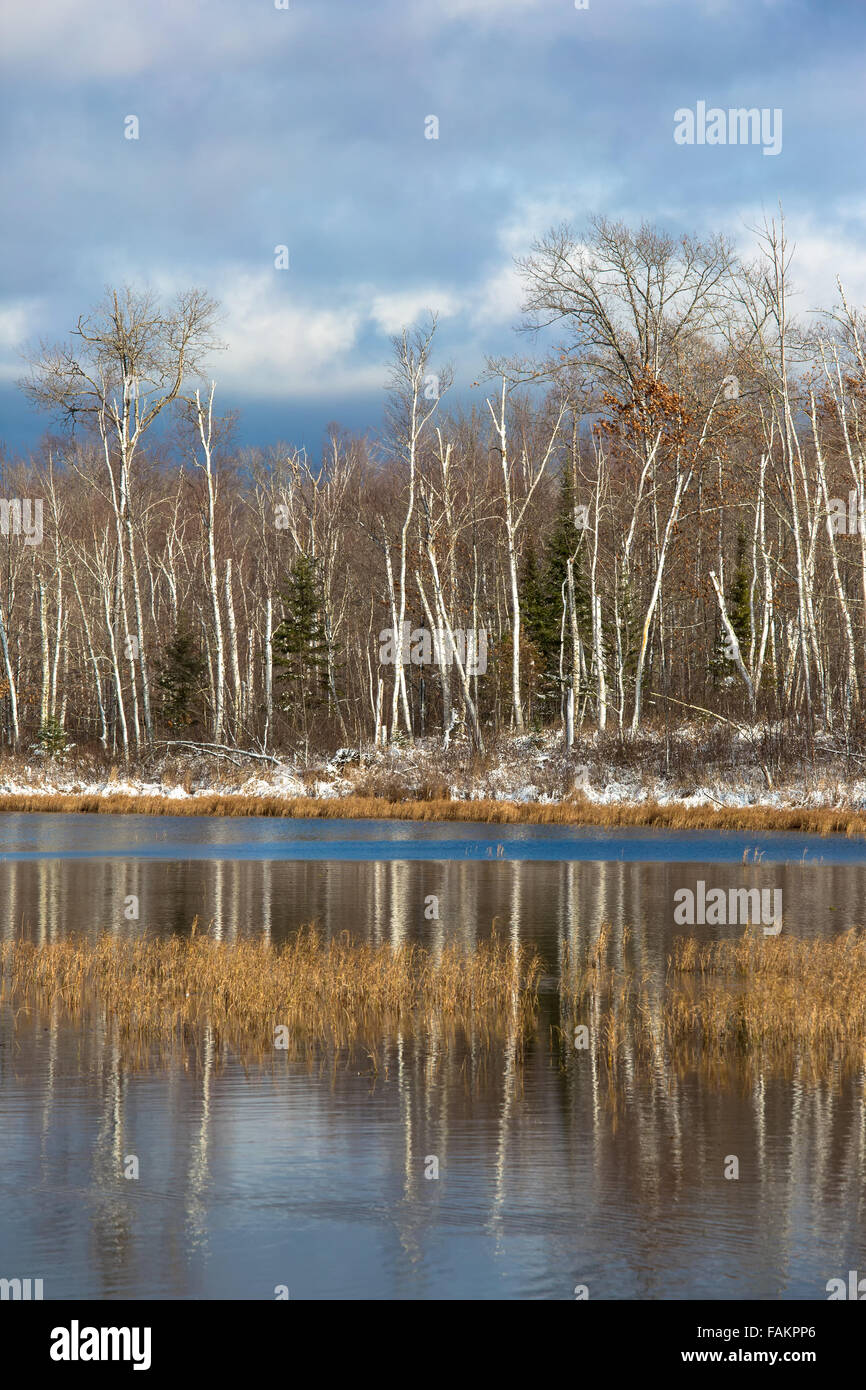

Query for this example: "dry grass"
[0,926,541,1065]
[560,924,866,1080]
[2,789,866,837]
[4,915,864,1084]
[667,929,866,1059]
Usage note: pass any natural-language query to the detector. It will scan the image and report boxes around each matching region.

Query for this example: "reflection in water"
[1,816,866,1299]
[5,1002,865,1299]
[5,851,866,962]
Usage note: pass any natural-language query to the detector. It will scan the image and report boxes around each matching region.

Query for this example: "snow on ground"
[4,729,866,814]
[0,766,305,802]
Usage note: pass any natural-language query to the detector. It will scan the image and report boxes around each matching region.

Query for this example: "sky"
[2,0,866,455]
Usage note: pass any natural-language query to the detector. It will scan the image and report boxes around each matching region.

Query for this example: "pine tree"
[34,715,70,759]
[711,530,752,689]
[272,554,328,708]
[522,544,558,671]
[157,626,206,730]
[543,469,592,651]
[521,469,591,696]
[728,528,752,656]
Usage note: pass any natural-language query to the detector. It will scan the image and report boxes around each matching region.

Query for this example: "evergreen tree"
[711,530,752,688]
[272,553,329,708]
[521,468,591,695]
[543,469,592,650]
[157,625,206,730]
[522,544,559,672]
[33,715,70,759]
[728,528,752,656]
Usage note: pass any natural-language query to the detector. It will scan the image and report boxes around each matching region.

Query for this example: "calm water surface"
[1,813,865,1300]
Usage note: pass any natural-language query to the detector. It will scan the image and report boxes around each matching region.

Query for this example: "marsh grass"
[0,927,542,1067]
[667,929,866,1063]
[560,924,866,1082]
[4,920,865,1085]
[2,789,866,837]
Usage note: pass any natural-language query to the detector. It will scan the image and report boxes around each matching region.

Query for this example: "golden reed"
[560,924,866,1081]
[0,927,542,1065]
[1,789,866,837]
[3,921,865,1084]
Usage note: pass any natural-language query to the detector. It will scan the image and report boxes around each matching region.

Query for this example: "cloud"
[789,232,866,316]
[0,0,274,78]
[730,208,866,319]
[214,271,373,399]
[466,189,599,330]
[0,300,44,382]
[369,290,461,336]
[4,0,866,450]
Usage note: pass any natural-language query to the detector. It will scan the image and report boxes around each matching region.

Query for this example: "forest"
[3,213,866,766]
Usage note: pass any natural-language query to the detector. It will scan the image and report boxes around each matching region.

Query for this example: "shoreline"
[1,789,866,837]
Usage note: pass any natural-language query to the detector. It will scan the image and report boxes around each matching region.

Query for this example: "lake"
[1,813,865,1300]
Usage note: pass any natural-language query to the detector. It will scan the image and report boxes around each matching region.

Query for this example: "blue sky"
[2,0,866,454]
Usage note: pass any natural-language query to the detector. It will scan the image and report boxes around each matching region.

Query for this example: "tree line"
[3,212,866,760]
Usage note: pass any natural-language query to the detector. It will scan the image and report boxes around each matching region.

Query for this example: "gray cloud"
[3,0,866,448]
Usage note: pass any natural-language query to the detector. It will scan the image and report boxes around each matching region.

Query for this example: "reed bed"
[0,927,541,1064]
[667,929,866,1059]
[4,920,865,1084]
[2,789,866,837]
[560,924,866,1080]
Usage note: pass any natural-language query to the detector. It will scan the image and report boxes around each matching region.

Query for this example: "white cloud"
[216,191,601,397]
[466,189,592,329]
[732,209,866,319]
[0,300,44,381]
[369,289,460,335]
[790,232,866,316]
[469,263,524,329]
[0,0,286,78]
[215,271,373,399]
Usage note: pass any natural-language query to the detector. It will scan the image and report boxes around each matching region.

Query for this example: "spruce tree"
[728,528,752,656]
[543,469,592,652]
[272,553,329,708]
[156,625,206,730]
[522,544,559,672]
[521,468,591,696]
[711,531,752,689]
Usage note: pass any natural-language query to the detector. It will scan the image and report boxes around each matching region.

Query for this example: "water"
[1,813,865,1300]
